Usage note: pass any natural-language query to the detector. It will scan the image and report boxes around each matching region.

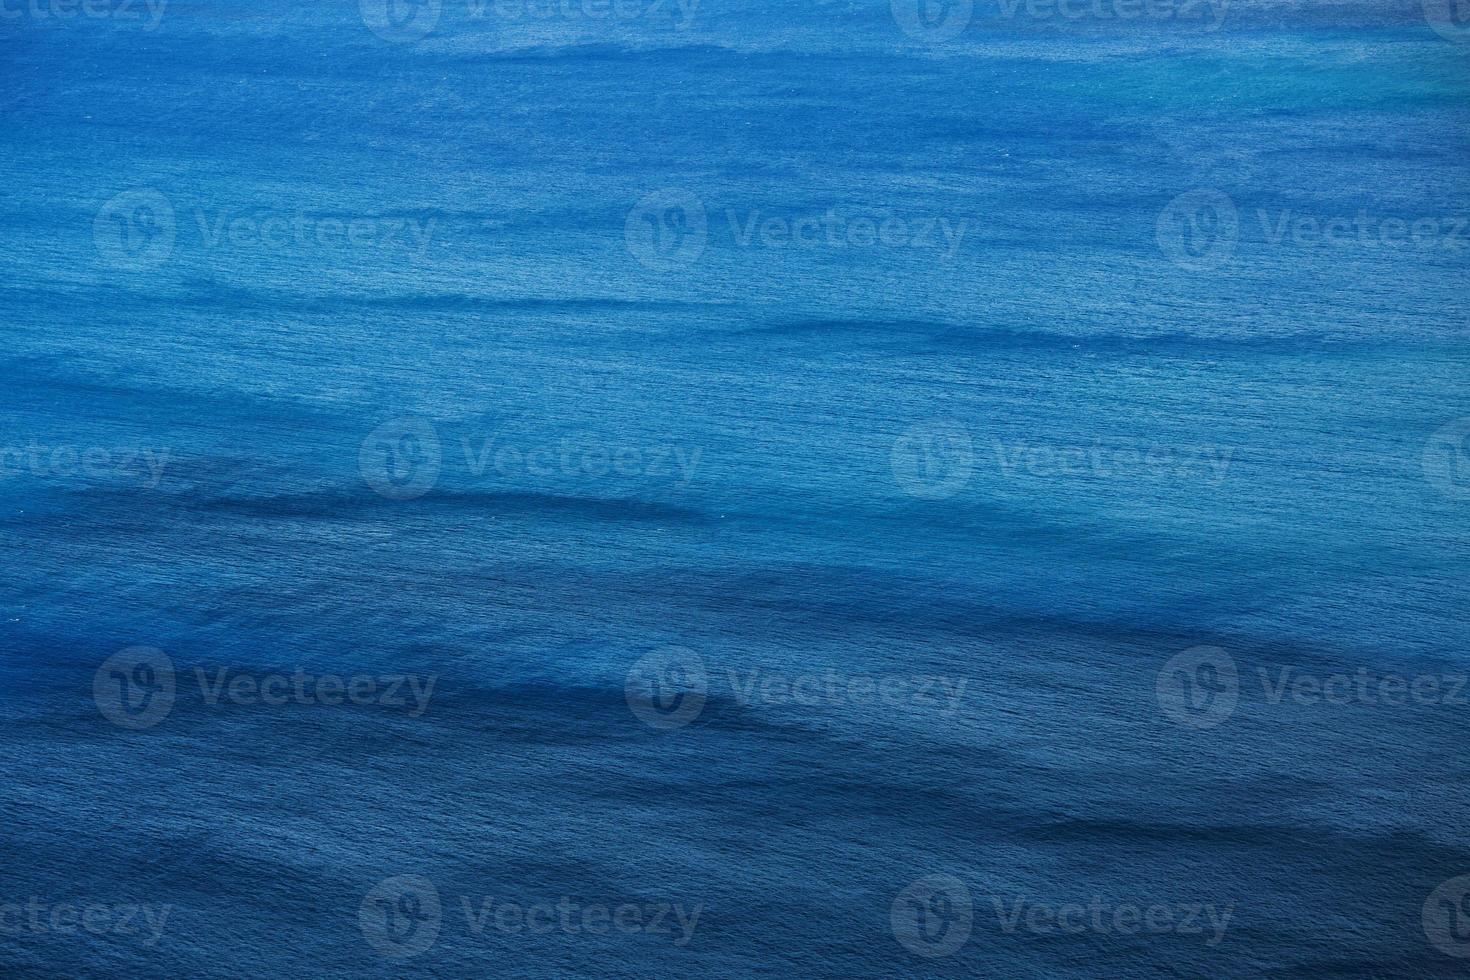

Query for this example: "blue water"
[2,0,1469,976]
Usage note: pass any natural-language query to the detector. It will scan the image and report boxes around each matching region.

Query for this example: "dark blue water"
[2,0,1469,976]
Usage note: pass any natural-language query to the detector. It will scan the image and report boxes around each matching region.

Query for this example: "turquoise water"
[1,0,1469,976]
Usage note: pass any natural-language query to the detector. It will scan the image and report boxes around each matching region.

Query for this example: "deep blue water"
[2,0,1469,976]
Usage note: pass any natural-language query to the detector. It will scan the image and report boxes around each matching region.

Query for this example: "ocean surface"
[2,0,1469,975]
